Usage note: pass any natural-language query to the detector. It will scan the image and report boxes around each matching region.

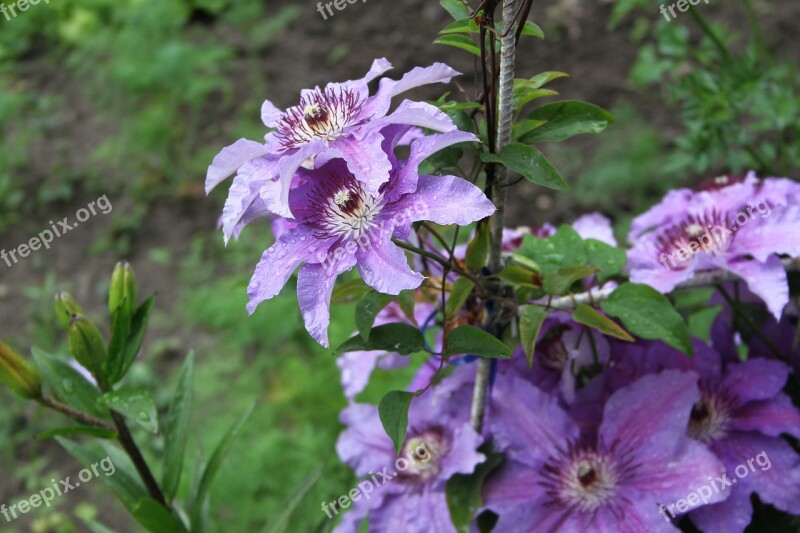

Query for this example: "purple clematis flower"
[206,59,462,220]
[628,174,800,318]
[245,130,494,347]
[484,370,726,532]
[655,341,800,532]
[334,374,484,533]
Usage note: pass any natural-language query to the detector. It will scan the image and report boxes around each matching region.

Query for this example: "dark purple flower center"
[398,427,449,485]
[541,443,630,514]
[304,175,383,241]
[688,389,732,443]
[538,325,571,371]
[656,209,734,268]
[275,86,364,150]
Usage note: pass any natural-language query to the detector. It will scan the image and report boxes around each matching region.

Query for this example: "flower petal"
[722,358,791,406]
[298,255,357,347]
[357,239,425,295]
[364,100,456,138]
[260,99,283,128]
[723,256,789,320]
[360,63,461,119]
[328,130,393,193]
[386,174,495,228]
[246,226,334,314]
[729,394,800,439]
[205,139,267,193]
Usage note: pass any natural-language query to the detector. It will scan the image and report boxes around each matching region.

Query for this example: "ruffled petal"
[356,239,425,295]
[336,403,394,476]
[276,139,329,216]
[384,175,495,229]
[360,63,461,120]
[205,139,268,193]
[689,484,753,533]
[260,99,283,127]
[729,394,800,439]
[722,358,790,406]
[245,225,335,314]
[363,100,456,139]
[600,370,700,454]
[723,256,789,320]
[572,213,617,246]
[328,129,393,193]
[297,255,357,347]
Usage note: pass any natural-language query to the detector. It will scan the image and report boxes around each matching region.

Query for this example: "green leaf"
[520,306,548,366]
[446,278,475,319]
[572,304,634,342]
[356,291,395,341]
[434,34,481,57]
[397,290,417,325]
[378,391,414,455]
[162,352,194,501]
[520,21,544,38]
[440,0,471,20]
[192,401,256,528]
[466,223,490,271]
[446,449,504,533]
[32,348,108,419]
[331,278,371,304]
[56,437,148,513]
[444,326,512,359]
[519,101,614,143]
[440,18,480,34]
[336,324,427,355]
[498,265,541,289]
[106,301,131,380]
[516,225,587,274]
[584,239,627,282]
[482,144,568,191]
[133,498,186,533]
[99,387,159,434]
[36,426,117,440]
[600,283,693,354]
[112,295,155,383]
[542,265,599,296]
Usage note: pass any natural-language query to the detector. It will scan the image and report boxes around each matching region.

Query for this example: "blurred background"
[0,0,798,530]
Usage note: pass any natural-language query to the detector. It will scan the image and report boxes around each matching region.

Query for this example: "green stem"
[688,6,730,61]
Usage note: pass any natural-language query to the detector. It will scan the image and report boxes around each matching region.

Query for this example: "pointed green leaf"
[99,387,158,433]
[32,348,108,419]
[519,101,614,143]
[378,391,414,455]
[434,34,481,57]
[356,291,395,341]
[446,278,475,319]
[336,323,427,355]
[162,352,194,501]
[542,265,599,296]
[482,144,568,191]
[111,295,155,383]
[133,497,186,533]
[520,21,545,38]
[440,0,471,20]
[572,304,634,342]
[466,223,490,271]
[600,283,693,354]
[444,326,512,359]
[520,306,548,366]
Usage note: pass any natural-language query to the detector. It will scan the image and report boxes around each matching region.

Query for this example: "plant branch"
[471,0,518,434]
[109,410,168,507]
[37,396,115,430]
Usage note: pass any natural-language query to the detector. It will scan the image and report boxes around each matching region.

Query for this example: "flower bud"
[54,292,84,328]
[109,261,137,317]
[0,341,42,399]
[68,317,107,380]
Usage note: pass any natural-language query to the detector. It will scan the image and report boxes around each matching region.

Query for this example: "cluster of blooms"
[332,199,800,531]
[206,60,495,347]
[207,60,800,532]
